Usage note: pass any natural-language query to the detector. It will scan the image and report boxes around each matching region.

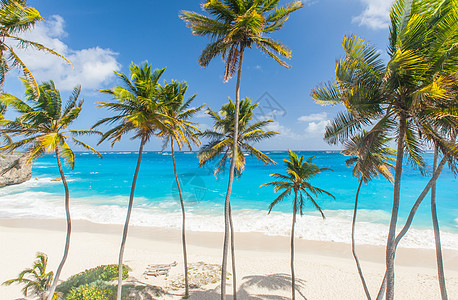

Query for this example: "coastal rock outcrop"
[0,153,32,187]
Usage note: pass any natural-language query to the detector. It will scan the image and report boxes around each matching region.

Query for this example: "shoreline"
[1,218,458,299]
[1,217,458,270]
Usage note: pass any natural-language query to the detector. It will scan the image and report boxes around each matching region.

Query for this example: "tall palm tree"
[180,2,302,296]
[342,127,395,299]
[198,97,278,296]
[0,0,71,93]
[93,62,169,300]
[157,80,203,298]
[0,80,101,300]
[311,1,458,298]
[2,252,54,300]
[262,150,334,300]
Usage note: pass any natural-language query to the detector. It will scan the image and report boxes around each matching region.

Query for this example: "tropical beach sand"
[1,218,457,299]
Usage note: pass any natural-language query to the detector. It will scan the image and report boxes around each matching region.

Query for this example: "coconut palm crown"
[263,150,334,216]
[0,79,100,165]
[180,0,303,82]
[158,80,203,151]
[0,0,71,92]
[198,97,278,176]
[94,62,170,146]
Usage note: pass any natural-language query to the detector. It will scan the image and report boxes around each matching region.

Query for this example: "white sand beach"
[1,218,457,299]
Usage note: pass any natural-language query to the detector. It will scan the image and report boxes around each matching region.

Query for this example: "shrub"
[65,282,116,300]
[56,264,129,296]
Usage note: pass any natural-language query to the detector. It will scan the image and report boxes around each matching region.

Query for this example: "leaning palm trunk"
[385,115,406,300]
[46,148,71,300]
[352,179,371,299]
[221,46,244,299]
[431,147,448,300]
[291,191,297,300]
[376,156,448,299]
[116,137,146,300]
[171,141,189,297]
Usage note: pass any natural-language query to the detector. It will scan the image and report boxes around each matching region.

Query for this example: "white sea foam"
[1,191,458,250]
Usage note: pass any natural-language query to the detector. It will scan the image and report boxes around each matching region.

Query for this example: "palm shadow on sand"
[188,273,307,299]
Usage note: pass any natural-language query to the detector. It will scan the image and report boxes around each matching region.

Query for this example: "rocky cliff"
[0,153,33,187]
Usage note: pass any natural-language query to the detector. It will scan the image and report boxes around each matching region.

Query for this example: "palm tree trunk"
[46,148,71,300]
[376,156,447,299]
[291,191,297,300]
[229,203,237,299]
[221,45,244,299]
[352,179,371,299]
[385,115,406,300]
[431,147,448,300]
[171,141,189,298]
[116,137,145,300]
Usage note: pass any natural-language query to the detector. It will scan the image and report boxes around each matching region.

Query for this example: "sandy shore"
[1,218,457,299]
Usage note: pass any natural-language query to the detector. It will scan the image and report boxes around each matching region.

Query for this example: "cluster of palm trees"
[1,0,457,300]
[312,1,458,299]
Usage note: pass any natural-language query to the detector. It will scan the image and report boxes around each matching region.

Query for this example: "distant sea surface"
[1,151,457,249]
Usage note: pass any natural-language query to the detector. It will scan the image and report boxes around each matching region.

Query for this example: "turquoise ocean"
[0,151,457,249]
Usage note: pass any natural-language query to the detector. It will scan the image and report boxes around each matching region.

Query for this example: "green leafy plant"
[65,282,116,300]
[2,252,54,300]
[56,264,129,297]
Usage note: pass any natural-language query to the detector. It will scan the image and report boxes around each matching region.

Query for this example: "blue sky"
[4,0,394,151]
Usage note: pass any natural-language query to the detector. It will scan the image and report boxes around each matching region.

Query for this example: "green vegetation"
[180,1,302,297]
[65,283,116,300]
[2,252,54,300]
[56,264,129,297]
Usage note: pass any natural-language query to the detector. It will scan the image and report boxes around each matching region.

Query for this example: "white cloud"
[265,121,299,139]
[353,0,394,30]
[305,120,331,134]
[298,112,328,122]
[11,15,120,91]
[298,112,331,135]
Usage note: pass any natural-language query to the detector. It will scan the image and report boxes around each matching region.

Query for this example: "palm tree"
[311,2,458,298]
[0,0,71,93]
[198,97,278,296]
[342,127,395,299]
[0,80,101,300]
[93,62,170,300]
[180,1,302,296]
[157,80,203,298]
[262,150,334,300]
[2,252,54,300]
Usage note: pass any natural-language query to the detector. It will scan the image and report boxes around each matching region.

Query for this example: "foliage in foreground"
[65,282,116,300]
[56,264,129,297]
[2,252,54,300]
